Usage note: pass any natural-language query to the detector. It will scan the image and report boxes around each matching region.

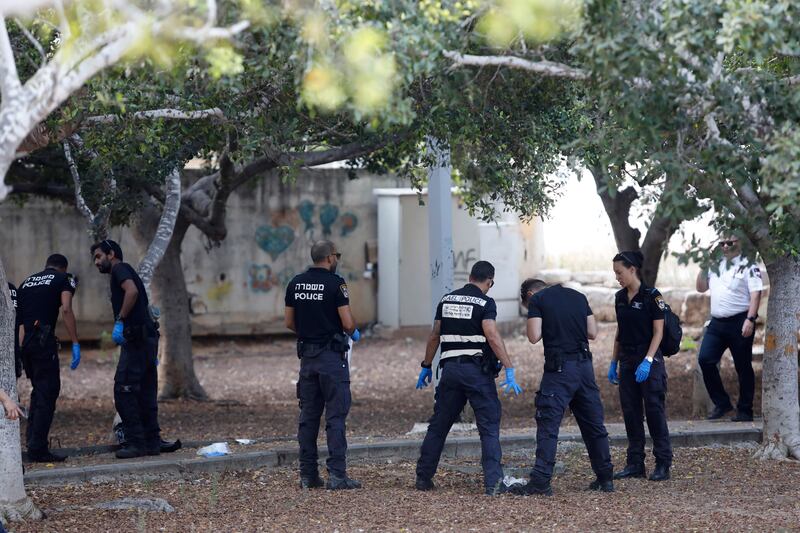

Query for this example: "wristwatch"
[420,361,432,369]
[747,315,758,323]
[645,356,654,363]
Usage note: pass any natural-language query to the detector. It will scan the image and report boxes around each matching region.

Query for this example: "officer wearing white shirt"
[696,236,763,422]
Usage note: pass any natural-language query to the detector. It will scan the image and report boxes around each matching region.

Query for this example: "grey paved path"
[24,419,762,486]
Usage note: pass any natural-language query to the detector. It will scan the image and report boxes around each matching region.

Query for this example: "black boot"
[115,445,145,459]
[326,475,362,490]
[588,478,614,492]
[300,475,325,489]
[27,449,66,463]
[415,476,435,491]
[510,481,553,497]
[649,464,670,481]
[707,404,733,420]
[160,438,182,453]
[613,464,646,480]
[730,411,753,422]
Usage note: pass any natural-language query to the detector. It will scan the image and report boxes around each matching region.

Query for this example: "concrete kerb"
[24,426,762,487]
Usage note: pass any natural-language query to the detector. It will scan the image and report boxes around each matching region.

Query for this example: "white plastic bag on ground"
[197,442,230,457]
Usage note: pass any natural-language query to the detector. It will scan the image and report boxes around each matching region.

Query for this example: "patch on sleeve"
[750,267,762,278]
[655,295,667,311]
[68,276,77,289]
[340,284,349,299]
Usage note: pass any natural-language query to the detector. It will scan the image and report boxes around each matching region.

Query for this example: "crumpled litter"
[235,438,255,445]
[197,442,231,457]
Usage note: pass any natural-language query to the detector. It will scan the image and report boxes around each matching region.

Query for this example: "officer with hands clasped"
[511,278,614,496]
[696,235,763,422]
[92,239,163,459]
[415,261,523,496]
[285,240,362,491]
[609,251,672,482]
[17,253,81,462]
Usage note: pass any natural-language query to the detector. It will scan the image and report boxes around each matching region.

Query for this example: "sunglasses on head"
[331,252,342,259]
[719,240,738,247]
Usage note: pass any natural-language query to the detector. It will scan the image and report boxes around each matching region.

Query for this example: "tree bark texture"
[138,168,181,294]
[133,213,207,400]
[0,256,42,525]
[755,255,800,460]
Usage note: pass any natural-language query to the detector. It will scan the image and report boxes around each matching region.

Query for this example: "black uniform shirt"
[528,284,592,353]
[110,262,150,325]
[285,267,349,343]
[614,284,665,350]
[17,268,75,330]
[435,283,497,360]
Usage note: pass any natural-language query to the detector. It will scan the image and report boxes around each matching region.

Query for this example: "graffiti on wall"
[255,224,295,260]
[453,248,477,281]
[249,264,296,293]
[249,200,362,293]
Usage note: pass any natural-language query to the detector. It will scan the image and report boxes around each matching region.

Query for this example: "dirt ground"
[16,322,760,450]
[11,445,800,532]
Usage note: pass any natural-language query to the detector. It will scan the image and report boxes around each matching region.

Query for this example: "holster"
[480,346,501,377]
[329,332,351,354]
[543,351,564,373]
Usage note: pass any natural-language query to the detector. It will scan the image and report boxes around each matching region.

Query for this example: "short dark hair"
[613,250,644,280]
[90,239,124,261]
[469,260,495,282]
[310,240,335,263]
[45,254,68,270]
[520,278,547,304]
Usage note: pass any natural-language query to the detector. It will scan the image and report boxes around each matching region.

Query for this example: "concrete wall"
[0,169,405,339]
[375,189,546,327]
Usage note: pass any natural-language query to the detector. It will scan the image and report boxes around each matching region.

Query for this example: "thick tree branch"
[443,50,589,80]
[62,140,95,222]
[0,16,21,99]
[85,107,226,124]
[589,164,641,251]
[138,167,181,293]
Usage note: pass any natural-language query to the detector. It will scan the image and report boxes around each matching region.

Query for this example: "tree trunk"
[0,256,42,525]
[590,166,683,286]
[754,255,800,460]
[133,214,207,400]
[589,165,641,251]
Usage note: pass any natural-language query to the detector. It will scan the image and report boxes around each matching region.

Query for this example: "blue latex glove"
[416,367,432,389]
[635,359,652,383]
[112,320,126,345]
[499,368,523,395]
[70,343,81,370]
[350,328,361,342]
[607,361,619,385]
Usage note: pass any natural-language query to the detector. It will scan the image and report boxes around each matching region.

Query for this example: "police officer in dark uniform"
[608,251,672,482]
[92,239,162,459]
[511,278,614,496]
[284,240,362,490]
[414,261,523,496]
[17,254,81,462]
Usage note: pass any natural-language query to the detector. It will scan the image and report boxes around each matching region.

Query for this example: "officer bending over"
[92,240,163,459]
[285,240,362,490]
[415,261,523,496]
[17,254,81,462]
[512,278,613,496]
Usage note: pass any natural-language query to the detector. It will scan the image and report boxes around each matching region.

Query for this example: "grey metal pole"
[426,137,453,387]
